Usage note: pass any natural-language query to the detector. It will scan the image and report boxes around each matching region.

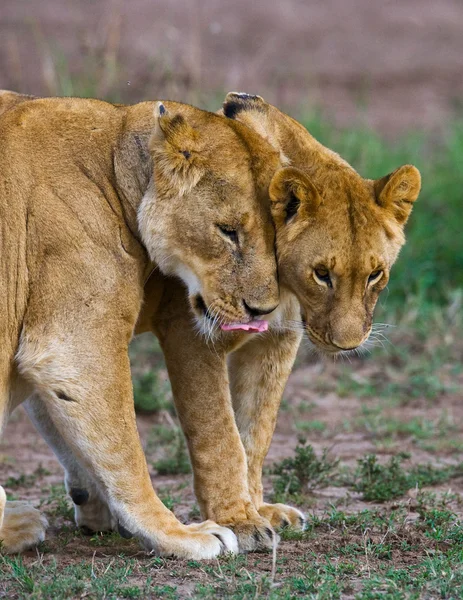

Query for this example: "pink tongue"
[220,320,269,333]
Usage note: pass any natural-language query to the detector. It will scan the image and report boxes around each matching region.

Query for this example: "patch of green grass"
[40,484,74,522]
[353,454,411,502]
[129,333,173,414]
[272,438,339,503]
[5,466,50,489]
[0,555,177,599]
[3,502,463,599]
[352,454,463,502]
[295,419,327,434]
[355,406,457,445]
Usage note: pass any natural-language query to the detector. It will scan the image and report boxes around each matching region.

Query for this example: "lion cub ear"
[222,92,267,119]
[374,165,421,225]
[269,167,321,226]
[150,102,205,194]
[221,92,274,143]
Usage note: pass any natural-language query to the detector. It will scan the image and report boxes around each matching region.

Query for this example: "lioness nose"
[243,300,279,318]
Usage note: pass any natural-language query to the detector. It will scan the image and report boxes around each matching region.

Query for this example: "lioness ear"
[269,167,321,226]
[150,102,205,194]
[151,102,201,154]
[374,165,421,224]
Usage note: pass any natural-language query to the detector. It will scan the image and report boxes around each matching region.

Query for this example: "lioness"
[0,92,421,556]
[0,91,294,558]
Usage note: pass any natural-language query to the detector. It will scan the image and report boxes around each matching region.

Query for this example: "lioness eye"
[217,225,239,245]
[314,267,332,288]
[368,270,383,284]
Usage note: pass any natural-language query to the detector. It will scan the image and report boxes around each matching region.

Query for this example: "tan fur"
[0,91,289,558]
[0,488,48,554]
[0,91,420,556]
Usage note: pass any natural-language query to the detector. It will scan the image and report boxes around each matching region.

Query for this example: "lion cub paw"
[226,515,279,553]
[0,488,48,553]
[71,492,117,534]
[258,503,306,531]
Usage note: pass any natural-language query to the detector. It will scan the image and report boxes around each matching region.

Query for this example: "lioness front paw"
[0,494,48,554]
[258,503,306,531]
[146,520,238,559]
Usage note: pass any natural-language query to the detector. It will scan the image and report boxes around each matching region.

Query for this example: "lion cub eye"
[368,270,383,284]
[217,224,239,245]
[313,267,332,288]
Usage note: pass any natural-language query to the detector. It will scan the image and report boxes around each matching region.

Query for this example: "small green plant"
[272,438,339,503]
[354,454,410,502]
[154,430,191,476]
[5,466,50,489]
[410,461,463,488]
[132,370,171,414]
[40,484,74,522]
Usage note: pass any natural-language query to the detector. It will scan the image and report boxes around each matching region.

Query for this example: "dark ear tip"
[223,92,265,119]
[154,102,167,119]
[226,92,263,102]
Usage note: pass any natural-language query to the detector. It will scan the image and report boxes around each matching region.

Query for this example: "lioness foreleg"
[24,395,116,534]
[16,330,237,559]
[229,327,306,531]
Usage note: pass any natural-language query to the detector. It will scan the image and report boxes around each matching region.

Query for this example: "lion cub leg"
[24,395,116,534]
[16,331,237,559]
[229,328,306,531]
[0,486,48,553]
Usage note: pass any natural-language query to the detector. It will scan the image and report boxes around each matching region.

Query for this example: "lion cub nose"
[243,300,279,318]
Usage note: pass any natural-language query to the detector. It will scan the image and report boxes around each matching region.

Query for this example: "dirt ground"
[1,0,463,134]
[1,348,462,597]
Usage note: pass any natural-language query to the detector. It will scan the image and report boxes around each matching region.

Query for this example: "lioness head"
[222,93,421,353]
[138,101,283,332]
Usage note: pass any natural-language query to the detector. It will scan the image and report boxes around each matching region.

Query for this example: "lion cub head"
[222,93,421,354]
[138,101,283,332]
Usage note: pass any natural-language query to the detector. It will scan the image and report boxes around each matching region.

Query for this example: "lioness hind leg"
[0,487,48,553]
[229,326,306,532]
[25,395,116,534]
